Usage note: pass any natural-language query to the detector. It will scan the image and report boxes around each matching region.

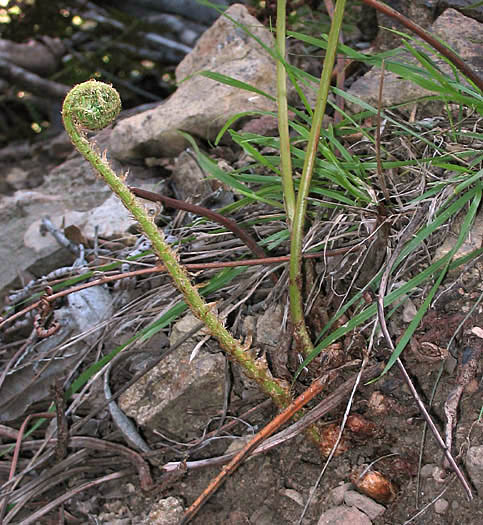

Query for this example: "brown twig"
[52,377,68,462]
[129,186,270,263]
[1,245,361,330]
[0,412,55,523]
[0,57,69,99]
[181,371,335,524]
[360,0,483,91]
[162,363,383,473]
[11,470,130,525]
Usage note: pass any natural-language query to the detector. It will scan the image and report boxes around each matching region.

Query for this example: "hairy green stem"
[62,80,291,409]
[276,0,296,225]
[287,0,347,355]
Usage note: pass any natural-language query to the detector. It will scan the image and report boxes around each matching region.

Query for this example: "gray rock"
[435,206,483,264]
[0,129,108,295]
[250,505,280,525]
[318,506,372,525]
[0,189,75,296]
[420,463,436,478]
[23,194,137,255]
[0,286,112,421]
[344,491,385,520]
[330,483,352,505]
[145,497,184,525]
[110,4,278,161]
[347,9,483,115]
[171,150,214,202]
[5,167,29,190]
[440,0,483,22]
[434,498,449,514]
[256,303,284,347]
[466,445,483,497]
[0,123,158,297]
[118,312,225,437]
[372,1,434,51]
[281,488,305,507]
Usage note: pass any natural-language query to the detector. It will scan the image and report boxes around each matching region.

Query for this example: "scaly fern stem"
[62,80,292,409]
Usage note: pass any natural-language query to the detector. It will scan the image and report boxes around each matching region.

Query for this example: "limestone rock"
[440,0,483,22]
[118,312,225,438]
[347,9,483,114]
[0,125,158,296]
[145,497,184,525]
[466,445,483,497]
[110,4,278,160]
[318,506,372,525]
[435,207,483,263]
[344,490,385,520]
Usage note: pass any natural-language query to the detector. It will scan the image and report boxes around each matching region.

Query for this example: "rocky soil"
[0,2,482,524]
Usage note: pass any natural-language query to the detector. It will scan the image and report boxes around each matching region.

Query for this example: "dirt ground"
[105,294,483,525]
[1,3,482,525]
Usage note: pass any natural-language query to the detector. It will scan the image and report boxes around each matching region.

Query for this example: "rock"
[344,490,385,520]
[145,497,184,525]
[224,435,252,455]
[118,312,225,437]
[45,130,74,160]
[110,4,278,161]
[171,150,214,202]
[372,1,434,51]
[0,126,111,296]
[402,298,418,323]
[439,0,483,22]
[420,463,436,478]
[466,445,483,497]
[281,488,304,507]
[249,505,280,525]
[227,510,250,524]
[0,286,112,421]
[350,467,397,504]
[435,204,483,264]
[23,194,137,254]
[433,8,483,72]
[0,122,159,297]
[330,482,352,505]
[347,9,483,115]
[256,303,290,379]
[5,167,29,190]
[434,498,449,514]
[0,189,75,298]
[256,303,283,347]
[317,506,372,525]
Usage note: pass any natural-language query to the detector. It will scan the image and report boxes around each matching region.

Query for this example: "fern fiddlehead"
[62,80,292,409]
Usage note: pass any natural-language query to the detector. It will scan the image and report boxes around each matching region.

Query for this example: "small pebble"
[420,464,435,478]
[434,498,449,514]
[317,506,371,525]
[330,482,352,505]
[432,466,447,483]
[344,490,385,520]
[282,488,304,507]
